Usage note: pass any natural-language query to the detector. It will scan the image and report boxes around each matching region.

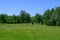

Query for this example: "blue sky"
[0,0,60,16]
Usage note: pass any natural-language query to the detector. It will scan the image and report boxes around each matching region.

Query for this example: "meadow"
[0,24,60,40]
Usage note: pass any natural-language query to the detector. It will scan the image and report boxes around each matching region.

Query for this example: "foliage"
[43,7,60,26]
[0,7,60,26]
[35,13,42,24]
[20,10,31,23]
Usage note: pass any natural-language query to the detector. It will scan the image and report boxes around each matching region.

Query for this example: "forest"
[0,7,60,26]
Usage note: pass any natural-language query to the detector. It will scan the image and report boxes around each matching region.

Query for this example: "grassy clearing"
[0,24,60,40]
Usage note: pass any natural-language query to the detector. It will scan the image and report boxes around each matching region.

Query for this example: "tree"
[55,7,60,26]
[25,13,31,23]
[20,10,31,23]
[31,16,35,24]
[0,14,7,23]
[6,16,13,24]
[35,13,42,24]
[43,7,60,26]
[49,8,56,26]
[16,15,20,23]
[12,14,17,24]
[43,9,51,25]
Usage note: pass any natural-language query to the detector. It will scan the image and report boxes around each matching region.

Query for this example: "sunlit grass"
[0,24,60,40]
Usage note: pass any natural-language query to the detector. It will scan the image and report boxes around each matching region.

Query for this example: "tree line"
[0,7,60,26]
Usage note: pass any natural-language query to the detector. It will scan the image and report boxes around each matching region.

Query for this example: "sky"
[0,0,60,16]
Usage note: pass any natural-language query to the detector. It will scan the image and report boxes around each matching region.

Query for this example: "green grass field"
[0,24,60,40]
